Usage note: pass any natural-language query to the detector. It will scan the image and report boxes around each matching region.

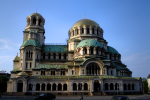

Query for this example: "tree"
[142,78,148,93]
[0,76,8,92]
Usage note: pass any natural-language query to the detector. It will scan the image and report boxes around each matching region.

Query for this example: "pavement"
[1,94,150,100]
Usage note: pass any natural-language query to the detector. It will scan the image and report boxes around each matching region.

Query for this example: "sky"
[0,0,149,78]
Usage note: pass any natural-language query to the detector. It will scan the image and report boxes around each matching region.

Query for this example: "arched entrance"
[94,80,100,92]
[17,80,23,92]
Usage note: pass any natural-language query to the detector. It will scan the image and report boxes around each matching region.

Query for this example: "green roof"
[107,46,120,54]
[112,62,131,72]
[30,13,42,17]
[11,68,22,72]
[29,75,140,80]
[18,71,28,76]
[14,56,20,61]
[72,19,100,28]
[42,45,67,53]
[33,64,68,70]
[21,40,41,47]
[76,39,103,49]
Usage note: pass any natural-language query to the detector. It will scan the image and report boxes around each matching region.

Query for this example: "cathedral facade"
[7,13,142,95]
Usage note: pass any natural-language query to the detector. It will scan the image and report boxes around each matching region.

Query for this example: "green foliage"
[142,78,148,93]
[0,76,8,92]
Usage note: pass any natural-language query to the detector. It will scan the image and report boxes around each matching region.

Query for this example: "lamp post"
[143,83,144,94]
[117,82,118,95]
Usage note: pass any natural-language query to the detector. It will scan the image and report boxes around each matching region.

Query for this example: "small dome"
[18,72,28,76]
[147,74,150,79]
[72,19,100,28]
[76,39,103,49]
[29,13,43,17]
[107,46,120,54]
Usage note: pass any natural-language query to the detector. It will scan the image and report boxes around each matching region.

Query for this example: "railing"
[44,43,67,45]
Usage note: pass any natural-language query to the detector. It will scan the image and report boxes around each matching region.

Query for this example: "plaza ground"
[1,94,150,100]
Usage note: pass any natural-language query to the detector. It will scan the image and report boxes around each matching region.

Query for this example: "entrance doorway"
[94,80,100,92]
[17,80,23,92]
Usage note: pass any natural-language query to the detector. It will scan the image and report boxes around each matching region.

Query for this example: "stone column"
[33,84,36,92]
[45,84,47,91]
[56,84,58,91]
[36,16,39,25]
[22,51,26,71]
[94,47,96,54]
[56,53,58,59]
[40,84,41,91]
[90,26,92,34]
[94,28,97,35]
[87,48,90,54]
[108,85,110,90]
[77,84,78,90]
[114,85,115,90]
[84,26,86,35]
[82,84,84,91]
[33,50,36,68]
[79,28,81,35]
[30,17,33,25]
[62,85,63,91]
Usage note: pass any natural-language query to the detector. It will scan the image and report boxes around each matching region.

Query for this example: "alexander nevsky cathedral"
[7,12,142,95]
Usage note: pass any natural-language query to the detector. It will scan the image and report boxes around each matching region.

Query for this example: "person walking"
[80,93,83,100]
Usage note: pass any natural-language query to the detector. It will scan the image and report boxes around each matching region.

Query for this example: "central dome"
[72,19,100,28]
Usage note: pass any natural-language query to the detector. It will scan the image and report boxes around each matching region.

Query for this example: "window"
[73,30,74,36]
[37,55,38,59]
[26,62,28,69]
[82,28,84,34]
[48,53,51,59]
[84,47,87,54]
[72,70,74,75]
[64,53,66,59]
[77,29,78,35]
[90,47,94,54]
[51,71,55,75]
[92,28,94,34]
[61,71,65,75]
[87,28,89,34]
[111,70,113,75]
[97,29,98,35]
[59,53,61,59]
[33,18,36,25]
[39,19,41,26]
[43,53,45,59]
[53,53,56,59]
[41,71,45,75]
[30,62,32,68]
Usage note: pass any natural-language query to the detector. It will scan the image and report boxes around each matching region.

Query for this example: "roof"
[107,46,120,54]
[21,39,41,47]
[14,56,20,61]
[72,19,100,28]
[29,75,141,80]
[30,13,42,17]
[33,64,68,70]
[112,62,131,72]
[42,45,67,53]
[18,72,28,76]
[147,74,150,79]
[76,39,103,49]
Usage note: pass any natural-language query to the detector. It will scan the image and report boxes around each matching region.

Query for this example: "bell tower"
[23,12,45,46]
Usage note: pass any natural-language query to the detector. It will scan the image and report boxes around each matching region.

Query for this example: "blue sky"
[0,0,149,78]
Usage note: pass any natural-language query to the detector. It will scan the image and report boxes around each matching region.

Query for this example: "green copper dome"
[30,13,42,17]
[18,72,28,76]
[21,40,41,47]
[72,19,100,28]
[107,46,120,54]
[76,39,103,49]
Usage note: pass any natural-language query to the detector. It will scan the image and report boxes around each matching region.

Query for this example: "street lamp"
[143,83,144,94]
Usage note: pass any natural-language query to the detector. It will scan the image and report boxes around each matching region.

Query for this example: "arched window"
[36,83,40,91]
[31,52,33,58]
[78,83,82,90]
[82,28,84,34]
[63,84,67,91]
[73,30,74,36]
[48,53,51,59]
[110,83,114,90]
[96,47,99,55]
[64,53,66,59]
[29,51,30,58]
[73,83,77,90]
[26,52,28,58]
[52,83,56,91]
[29,83,32,91]
[53,53,56,59]
[41,83,45,91]
[97,29,98,35]
[72,70,74,75]
[43,53,45,59]
[39,19,41,26]
[124,84,127,90]
[84,83,88,90]
[90,47,94,54]
[132,84,134,90]
[30,62,32,68]
[58,83,62,91]
[128,84,131,90]
[105,83,108,90]
[111,70,113,75]
[47,83,51,91]
[115,83,119,90]
[77,29,78,35]
[59,53,61,59]
[92,28,94,34]
[26,62,28,69]
[87,28,89,34]
[83,47,87,54]
[33,18,36,25]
